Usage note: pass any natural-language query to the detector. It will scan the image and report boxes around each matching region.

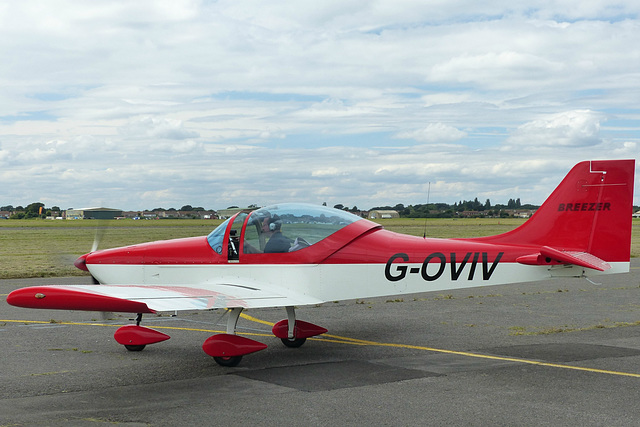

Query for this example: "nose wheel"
[114,314,170,351]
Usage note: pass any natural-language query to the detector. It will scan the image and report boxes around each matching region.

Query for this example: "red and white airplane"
[7,159,636,366]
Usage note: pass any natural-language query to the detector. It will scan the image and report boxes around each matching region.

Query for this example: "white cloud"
[312,167,348,177]
[430,51,564,87]
[118,117,199,140]
[394,123,467,143]
[0,1,639,209]
[506,110,604,147]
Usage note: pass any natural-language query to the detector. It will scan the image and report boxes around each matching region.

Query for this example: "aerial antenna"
[422,181,430,238]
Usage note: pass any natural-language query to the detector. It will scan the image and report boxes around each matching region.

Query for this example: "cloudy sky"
[1,1,639,211]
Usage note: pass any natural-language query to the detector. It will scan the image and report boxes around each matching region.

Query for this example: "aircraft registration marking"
[385,252,504,282]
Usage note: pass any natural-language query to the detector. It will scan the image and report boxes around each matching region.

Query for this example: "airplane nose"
[74,253,89,271]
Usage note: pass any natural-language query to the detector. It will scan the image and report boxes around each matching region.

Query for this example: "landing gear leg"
[272,306,328,348]
[213,308,244,367]
[114,312,170,351]
[203,307,267,367]
[124,313,146,351]
[126,313,146,351]
[281,306,307,348]
[226,307,242,334]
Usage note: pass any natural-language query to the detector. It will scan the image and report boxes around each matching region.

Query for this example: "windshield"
[243,203,362,254]
[206,212,249,256]
[207,217,231,254]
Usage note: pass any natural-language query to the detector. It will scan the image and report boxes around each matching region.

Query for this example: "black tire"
[124,344,146,352]
[281,337,306,348]
[214,355,243,367]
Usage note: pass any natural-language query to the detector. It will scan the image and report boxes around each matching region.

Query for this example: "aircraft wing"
[7,283,324,313]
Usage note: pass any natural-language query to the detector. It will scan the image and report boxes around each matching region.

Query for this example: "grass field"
[1,218,638,279]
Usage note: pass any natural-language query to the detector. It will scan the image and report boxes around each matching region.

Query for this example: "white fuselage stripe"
[88,261,629,307]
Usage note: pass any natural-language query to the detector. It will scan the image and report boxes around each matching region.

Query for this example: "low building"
[65,207,123,220]
[154,210,218,219]
[458,210,489,218]
[368,210,399,220]
[217,207,256,219]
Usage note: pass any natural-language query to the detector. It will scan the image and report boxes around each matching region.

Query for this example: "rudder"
[473,159,635,264]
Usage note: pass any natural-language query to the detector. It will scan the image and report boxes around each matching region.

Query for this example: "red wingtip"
[7,286,155,313]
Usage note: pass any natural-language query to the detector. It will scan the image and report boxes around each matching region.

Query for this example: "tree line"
[354,198,540,218]
[0,203,217,219]
[0,203,57,219]
[3,198,540,220]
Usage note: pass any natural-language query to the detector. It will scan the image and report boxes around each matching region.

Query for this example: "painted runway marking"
[3,316,640,379]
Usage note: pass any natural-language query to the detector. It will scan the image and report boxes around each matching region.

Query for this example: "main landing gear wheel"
[124,344,146,352]
[115,319,170,352]
[281,337,306,348]
[272,307,327,349]
[214,355,243,367]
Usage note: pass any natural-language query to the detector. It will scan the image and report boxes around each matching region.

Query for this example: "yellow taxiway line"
[3,314,640,379]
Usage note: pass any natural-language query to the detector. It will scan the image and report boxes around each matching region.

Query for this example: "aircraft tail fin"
[471,160,635,267]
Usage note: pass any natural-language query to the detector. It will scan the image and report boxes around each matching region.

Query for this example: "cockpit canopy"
[207,203,364,256]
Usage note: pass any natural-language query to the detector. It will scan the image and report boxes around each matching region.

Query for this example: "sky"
[1,1,639,211]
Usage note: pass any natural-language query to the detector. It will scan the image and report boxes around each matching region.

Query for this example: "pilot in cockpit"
[264,217,293,253]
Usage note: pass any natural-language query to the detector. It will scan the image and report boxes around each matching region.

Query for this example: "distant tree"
[227,206,239,209]
[24,202,45,219]
[333,204,344,210]
[1,205,14,211]
[248,204,258,209]
[484,199,491,209]
[181,205,193,211]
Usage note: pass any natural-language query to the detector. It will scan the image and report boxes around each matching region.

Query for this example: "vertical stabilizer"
[472,160,635,263]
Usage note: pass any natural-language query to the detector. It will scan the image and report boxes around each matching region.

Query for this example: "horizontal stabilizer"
[516,246,611,271]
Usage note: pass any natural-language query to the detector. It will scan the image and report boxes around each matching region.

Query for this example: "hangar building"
[65,207,123,220]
